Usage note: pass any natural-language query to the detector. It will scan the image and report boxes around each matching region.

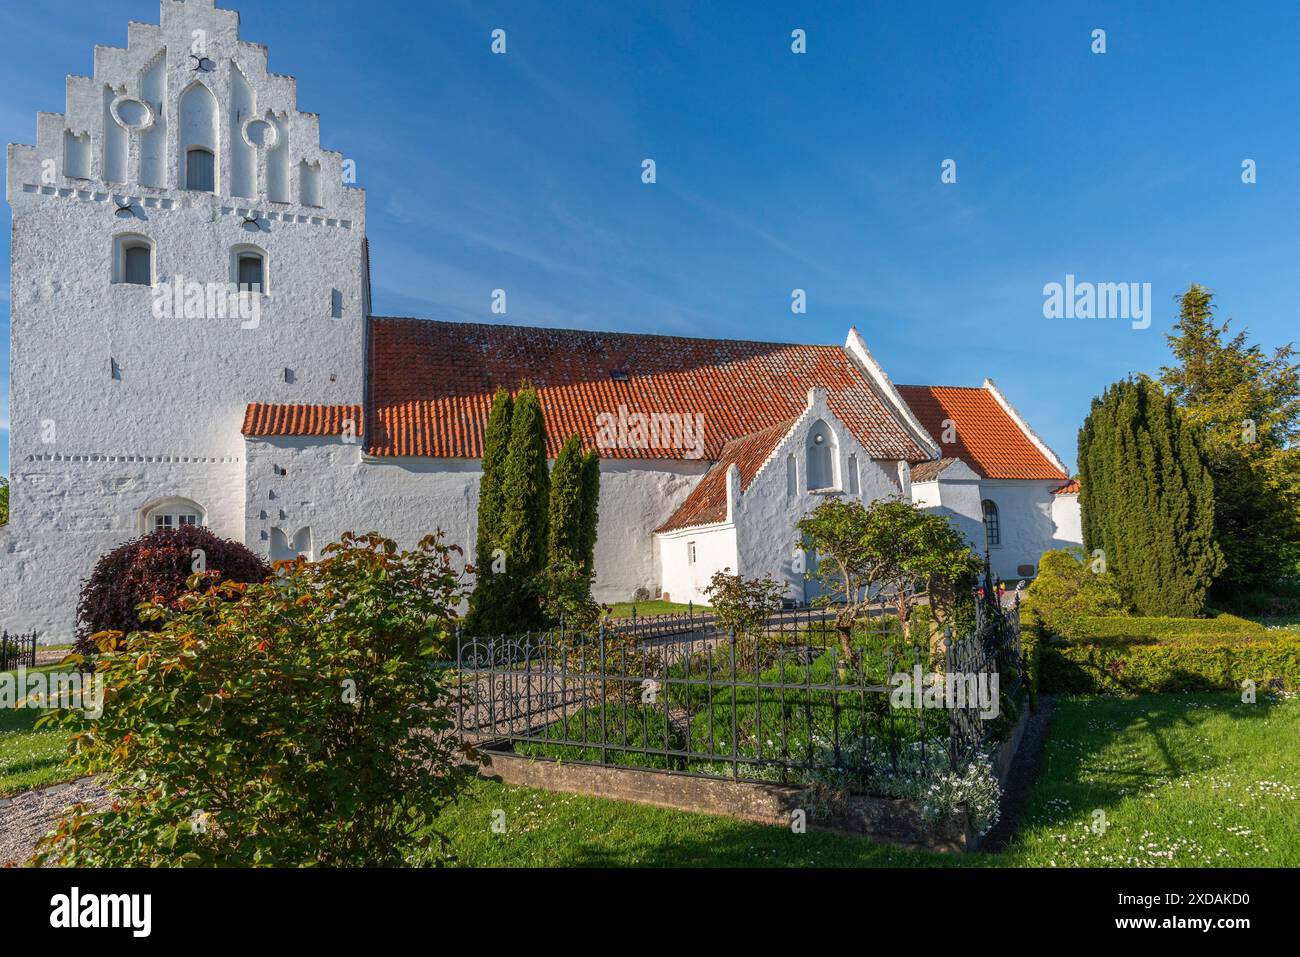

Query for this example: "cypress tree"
[498,387,550,629]
[577,450,601,575]
[548,433,586,567]
[465,388,513,635]
[1078,377,1222,616]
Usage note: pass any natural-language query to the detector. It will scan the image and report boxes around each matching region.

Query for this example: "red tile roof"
[895,385,1067,481]
[242,404,363,437]
[656,418,798,533]
[1054,478,1080,495]
[909,457,960,483]
[359,318,931,461]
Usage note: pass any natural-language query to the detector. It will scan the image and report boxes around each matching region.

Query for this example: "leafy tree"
[796,497,978,659]
[0,475,8,526]
[1159,284,1300,591]
[37,533,479,867]
[702,568,787,671]
[464,388,513,635]
[498,386,550,630]
[1078,377,1223,616]
[75,525,270,659]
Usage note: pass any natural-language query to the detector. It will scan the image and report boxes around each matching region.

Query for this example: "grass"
[605,600,708,618]
[434,692,1300,867]
[0,663,80,797]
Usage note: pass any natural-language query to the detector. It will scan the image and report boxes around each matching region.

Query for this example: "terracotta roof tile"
[909,457,960,483]
[242,404,363,437]
[362,318,931,461]
[896,385,1066,481]
[1053,478,1080,495]
[656,418,798,533]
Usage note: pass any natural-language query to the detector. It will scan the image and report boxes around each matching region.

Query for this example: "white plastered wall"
[243,437,709,606]
[2,0,367,639]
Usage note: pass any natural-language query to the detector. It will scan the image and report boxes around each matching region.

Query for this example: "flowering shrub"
[873,746,1002,835]
[36,532,480,867]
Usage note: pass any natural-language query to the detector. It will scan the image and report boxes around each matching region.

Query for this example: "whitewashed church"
[1,0,1082,640]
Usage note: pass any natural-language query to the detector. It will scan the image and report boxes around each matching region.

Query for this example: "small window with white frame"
[687,541,697,565]
[142,499,204,534]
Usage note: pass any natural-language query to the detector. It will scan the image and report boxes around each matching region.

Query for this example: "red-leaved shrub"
[75,526,271,656]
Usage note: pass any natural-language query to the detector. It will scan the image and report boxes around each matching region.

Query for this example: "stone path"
[0,777,107,867]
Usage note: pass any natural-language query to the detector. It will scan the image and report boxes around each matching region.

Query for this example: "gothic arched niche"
[179,80,219,192]
[805,419,837,491]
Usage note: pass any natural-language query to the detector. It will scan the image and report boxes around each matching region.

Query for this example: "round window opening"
[110,96,155,133]
[241,117,279,150]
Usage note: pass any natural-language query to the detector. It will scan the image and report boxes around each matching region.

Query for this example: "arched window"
[232,245,268,294]
[186,147,215,192]
[140,497,205,534]
[805,419,837,491]
[113,234,154,286]
[982,500,1000,548]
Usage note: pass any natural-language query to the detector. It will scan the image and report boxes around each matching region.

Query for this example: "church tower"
[2,0,368,636]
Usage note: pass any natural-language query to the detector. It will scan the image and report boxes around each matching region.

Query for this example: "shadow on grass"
[1014,691,1283,834]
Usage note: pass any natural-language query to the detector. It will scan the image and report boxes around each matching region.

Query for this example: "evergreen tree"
[464,388,513,635]
[498,387,550,629]
[1078,377,1223,616]
[1159,284,1300,592]
[577,450,601,575]
[547,433,586,568]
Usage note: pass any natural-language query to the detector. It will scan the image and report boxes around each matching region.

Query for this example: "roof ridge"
[367,315,840,352]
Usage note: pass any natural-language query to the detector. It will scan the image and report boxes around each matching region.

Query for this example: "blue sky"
[3,0,1299,475]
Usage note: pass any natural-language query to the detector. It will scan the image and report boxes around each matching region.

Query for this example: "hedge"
[1029,611,1300,695]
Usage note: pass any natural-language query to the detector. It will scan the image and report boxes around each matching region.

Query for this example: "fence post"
[598,619,608,767]
[729,628,738,780]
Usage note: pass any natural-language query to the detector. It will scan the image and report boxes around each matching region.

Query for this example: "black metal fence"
[456,598,1022,792]
[0,630,38,671]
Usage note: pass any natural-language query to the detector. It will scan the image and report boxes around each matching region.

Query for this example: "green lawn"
[605,600,708,618]
[0,664,81,797]
[434,692,1300,867]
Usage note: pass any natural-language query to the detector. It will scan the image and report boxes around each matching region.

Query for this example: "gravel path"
[0,778,107,867]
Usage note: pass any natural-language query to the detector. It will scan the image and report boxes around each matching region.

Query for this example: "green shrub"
[1022,548,1127,633]
[1037,612,1299,694]
[1054,613,1267,644]
[1040,636,1300,694]
[36,532,478,867]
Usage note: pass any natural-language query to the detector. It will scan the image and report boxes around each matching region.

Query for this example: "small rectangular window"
[123,245,151,285]
[238,255,264,292]
[187,148,215,192]
[687,541,697,565]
